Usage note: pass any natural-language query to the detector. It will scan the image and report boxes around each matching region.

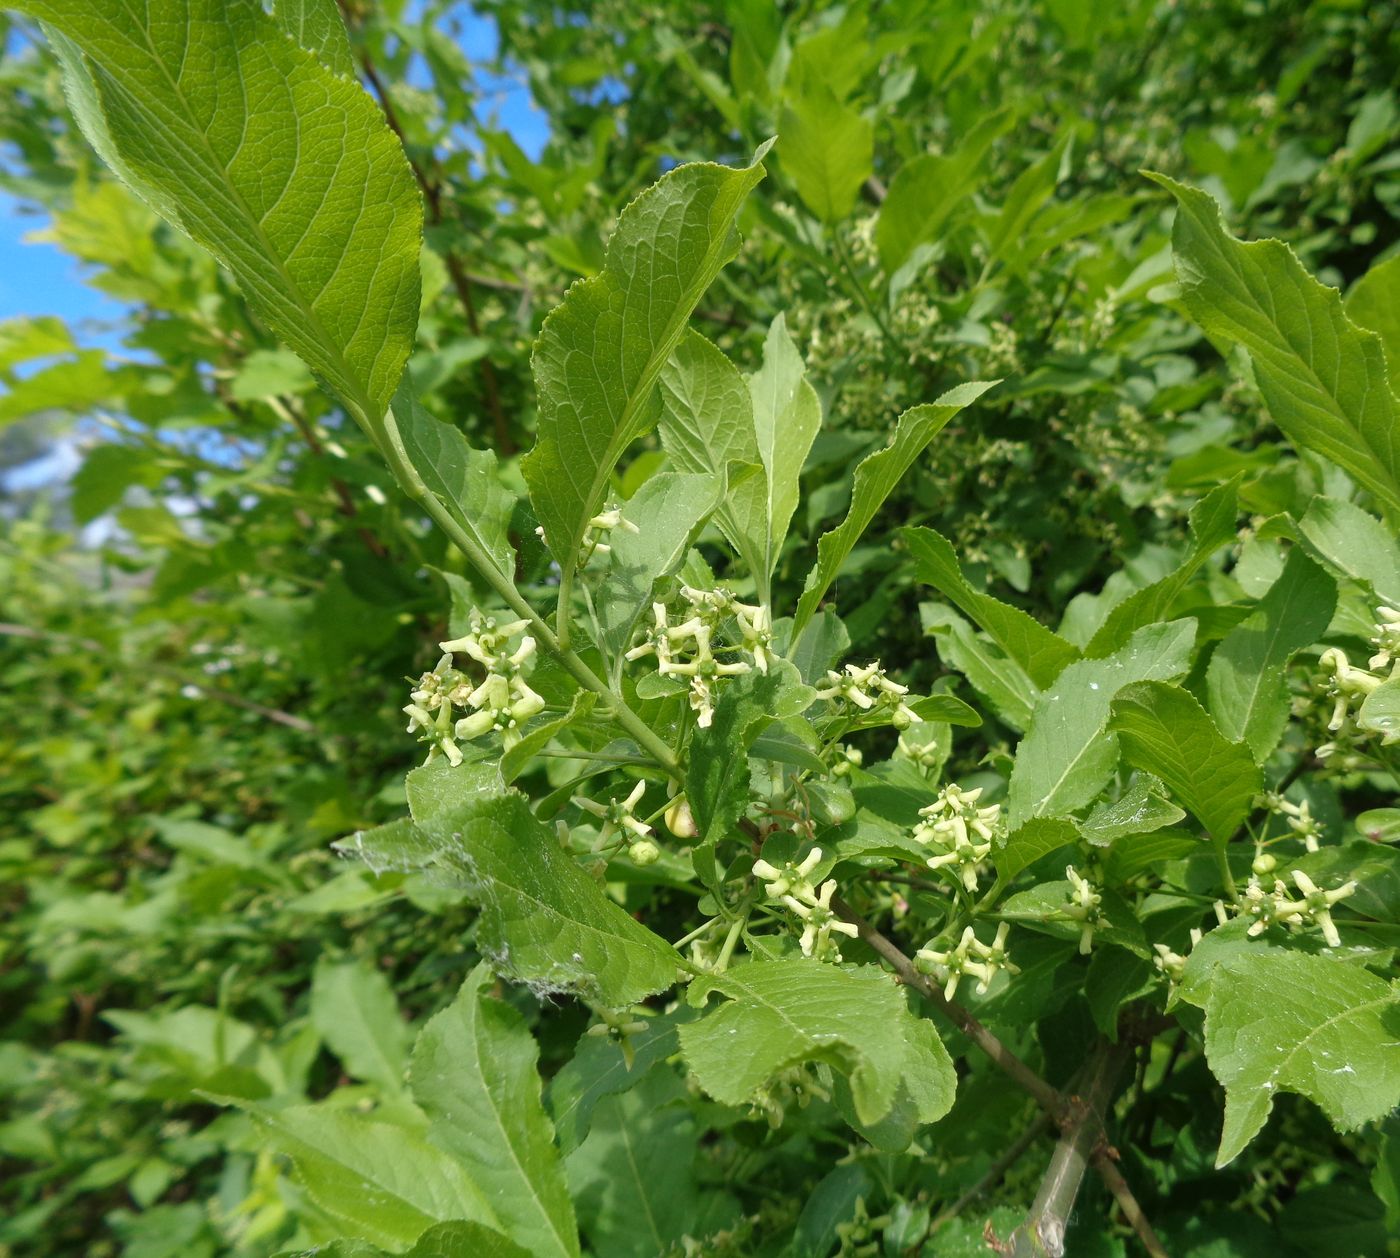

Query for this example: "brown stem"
[930,1112,1050,1236]
[1091,1151,1170,1258]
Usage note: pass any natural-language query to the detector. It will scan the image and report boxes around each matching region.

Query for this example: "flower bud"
[665,796,698,838]
[628,839,661,866]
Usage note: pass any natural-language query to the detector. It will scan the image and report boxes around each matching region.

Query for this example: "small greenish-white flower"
[830,744,863,777]
[783,879,859,960]
[1368,606,1400,672]
[916,923,1016,1001]
[814,660,921,728]
[403,700,465,767]
[574,780,651,847]
[584,1007,650,1068]
[1318,647,1384,734]
[752,847,823,900]
[1240,876,1307,937]
[1290,870,1357,948]
[579,504,639,562]
[913,783,1002,892]
[1152,928,1201,986]
[1064,865,1102,955]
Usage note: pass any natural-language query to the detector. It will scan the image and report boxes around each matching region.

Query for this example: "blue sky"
[0,4,547,336]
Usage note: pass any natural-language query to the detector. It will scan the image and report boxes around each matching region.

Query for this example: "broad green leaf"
[596,471,723,664]
[1206,549,1337,761]
[0,314,72,372]
[749,314,822,590]
[679,961,956,1129]
[405,757,505,825]
[1345,250,1400,382]
[779,84,873,223]
[500,692,598,784]
[416,793,679,1004]
[0,350,120,424]
[1359,679,1400,746]
[792,382,997,638]
[310,957,411,1096]
[875,109,1013,273]
[1150,174,1400,524]
[834,1017,957,1152]
[271,0,355,78]
[411,965,579,1258]
[686,661,816,866]
[1085,948,1156,1039]
[1079,776,1184,847]
[658,331,768,586]
[236,1102,496,1248]
[564,1069,701,1258]
[993,817,1081,885]
[278,1221,531,1258]
[1179,941,1400,1166]
[1109,682,1261,843]
[1006,620,1195,827]
[1085,478,1239,657]
[1296,496,1400,606]
[391,372,516,578]
[523,146,769,607]
[550,1011,689,1154]
[23,0,422,428]
[904,527,1079,689]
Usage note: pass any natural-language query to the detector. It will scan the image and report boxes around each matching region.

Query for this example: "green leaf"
[1109,682,1261,843]
[686,661,816,864]
[792,382,997,637]
[596,471,723,663]
[500,692,598,785]
[904,527,1079,689]
[1296,495,1400,606]
[1079,776,1184,848]
[779,85,873,223]
[875,109,1013,273]
[921,603,1038,732]
[523,146,769,606]
[550,1012,689,1154]
[277,1221,532,1258]
[1085,478,1239,657]
[1150,174,1400,524]
[271,0,355,78]
[1359,678,1400,746]
[405,758,505,825]
[24,0,422,428]
[310,957,411,1096]
[0,314,73,371]
[994,818,1081,885]
[416,793,679,1005]
[235,1102,496,1248]
[749,315,823,584]
[1007,620,1196,826]
[1085,948,1157,1039]
[984,132,1071,263]
[1178,943,1400,1166]
[410,965,579,1258]
[1206,549,1336,761]
[679,961,956,1130]
[1346,252,1400,384]
[392,372,516,579]
[657,331,768,589]
[564,1069,701,1258]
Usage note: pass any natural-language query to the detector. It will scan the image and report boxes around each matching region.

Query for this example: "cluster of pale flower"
[1311,606,1400,759]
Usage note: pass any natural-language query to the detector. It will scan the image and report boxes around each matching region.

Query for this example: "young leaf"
[1296,495,1400,606]
[921,603,1039,732]
[524,145,770,610]
[904,527,1079,689]
[749,315,822,588]
[679,961,955,1130]
[411,965,579,1258]
[1079,776,1185,848]
[779,84,873,223]
[1179,943,1400,1166]
[657,331,768,590]
[1206,550,1337,761]
[1150,174,1400,524]
[1085,478,1239,657]
[791,381,997,638]
[236,1102,497,1248]
[1006,620,1196,827]
[416,793,679,1005]
[23,0,422,429]
[596,471,724,665]
[393,373,516,578]
[1109,682,1261,843]
[875,109,1013,274]
[310,957,412,1096]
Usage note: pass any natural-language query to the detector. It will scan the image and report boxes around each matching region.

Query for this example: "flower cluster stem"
[377,406,680,777]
